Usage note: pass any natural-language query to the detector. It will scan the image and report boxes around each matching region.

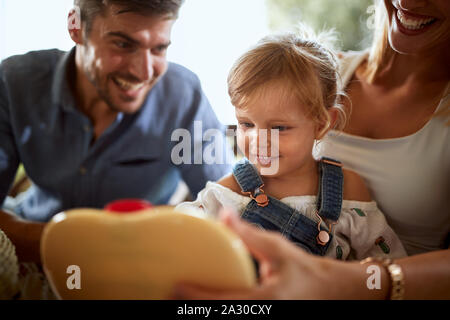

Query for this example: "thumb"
[219,208,284,265]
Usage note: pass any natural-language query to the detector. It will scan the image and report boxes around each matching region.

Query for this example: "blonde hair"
[363,0,392,83]
[228,25,347,137]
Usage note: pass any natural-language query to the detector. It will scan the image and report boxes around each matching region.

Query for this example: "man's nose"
[129,50,153,82]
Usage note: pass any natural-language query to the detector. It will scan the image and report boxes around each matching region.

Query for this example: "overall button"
[316,230,330,246]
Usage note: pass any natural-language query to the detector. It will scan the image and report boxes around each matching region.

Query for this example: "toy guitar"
[41,199,256,299]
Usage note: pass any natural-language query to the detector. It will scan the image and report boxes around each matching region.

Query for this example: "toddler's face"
[235,83,319,178]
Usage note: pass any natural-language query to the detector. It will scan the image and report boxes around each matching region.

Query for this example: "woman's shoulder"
[336,50,369,63]
[336,50,369,86]
[342,169,372,202]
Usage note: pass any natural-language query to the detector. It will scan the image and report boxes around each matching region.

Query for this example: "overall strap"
[233,157,340,254]
[316,157,344,222]
[232,158,264,193]
[243,198,332,256]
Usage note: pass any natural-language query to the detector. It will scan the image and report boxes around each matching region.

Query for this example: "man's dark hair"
[74,0,184,37]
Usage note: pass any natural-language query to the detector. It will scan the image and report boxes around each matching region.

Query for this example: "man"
[0,0,231,263]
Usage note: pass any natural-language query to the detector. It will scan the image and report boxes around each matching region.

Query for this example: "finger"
[218,208,285,265]
[218,207,239,227]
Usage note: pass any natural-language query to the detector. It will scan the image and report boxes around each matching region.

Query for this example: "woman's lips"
[395,8,437,34]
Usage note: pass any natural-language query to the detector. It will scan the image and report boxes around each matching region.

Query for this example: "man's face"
[78,5,174,113]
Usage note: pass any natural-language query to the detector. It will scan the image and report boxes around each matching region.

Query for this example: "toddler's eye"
[272,125,289,131]
[239,122,254,129]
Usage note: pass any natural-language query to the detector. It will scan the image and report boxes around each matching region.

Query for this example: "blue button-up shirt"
[0,48,232,221]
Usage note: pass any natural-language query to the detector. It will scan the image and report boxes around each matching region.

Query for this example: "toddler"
[177,29,406,260]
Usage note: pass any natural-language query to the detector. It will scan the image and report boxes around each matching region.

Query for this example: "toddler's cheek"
[236,132,249,157]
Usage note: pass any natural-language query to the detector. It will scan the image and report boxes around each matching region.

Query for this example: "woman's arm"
[0,209,45,264]
[172,209,450,300]
[397,249,450,299]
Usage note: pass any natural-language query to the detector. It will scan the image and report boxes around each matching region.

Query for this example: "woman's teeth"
[114,77,145,91]
[397,10,436,30]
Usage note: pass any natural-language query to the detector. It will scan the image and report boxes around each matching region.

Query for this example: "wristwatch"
[360,257,405,300]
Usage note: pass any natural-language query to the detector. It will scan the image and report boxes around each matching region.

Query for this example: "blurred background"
[0,0,375,125]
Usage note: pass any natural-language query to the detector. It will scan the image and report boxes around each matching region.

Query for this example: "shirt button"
[79,167,87,175]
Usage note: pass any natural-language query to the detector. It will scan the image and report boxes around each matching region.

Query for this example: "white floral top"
[176,182,407,260]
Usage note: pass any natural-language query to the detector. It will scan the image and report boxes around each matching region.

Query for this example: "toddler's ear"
[316,107,339,140]
[328,106,339,130]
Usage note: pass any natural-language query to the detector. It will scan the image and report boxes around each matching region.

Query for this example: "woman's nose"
[398,0,428,11]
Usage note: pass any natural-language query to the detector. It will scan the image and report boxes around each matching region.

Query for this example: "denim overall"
[232,157,343,256]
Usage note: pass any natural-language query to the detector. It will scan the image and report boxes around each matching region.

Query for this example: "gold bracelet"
[360,257,405,300]
[387,262,405,300]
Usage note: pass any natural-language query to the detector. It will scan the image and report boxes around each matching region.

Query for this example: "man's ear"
[68,7,83,44]
[315,107,339,140]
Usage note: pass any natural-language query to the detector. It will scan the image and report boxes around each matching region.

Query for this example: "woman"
[174,0,450,299]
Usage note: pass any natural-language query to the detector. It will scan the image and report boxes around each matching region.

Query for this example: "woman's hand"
[172,208,379,300]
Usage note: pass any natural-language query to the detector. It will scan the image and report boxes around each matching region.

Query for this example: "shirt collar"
[51,46,78,112]
[51,47,130,125]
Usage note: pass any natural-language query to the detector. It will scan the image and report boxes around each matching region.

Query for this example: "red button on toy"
[104,199,152,213]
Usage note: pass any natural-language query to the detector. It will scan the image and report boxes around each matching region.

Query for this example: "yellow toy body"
[41,206,256,299]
